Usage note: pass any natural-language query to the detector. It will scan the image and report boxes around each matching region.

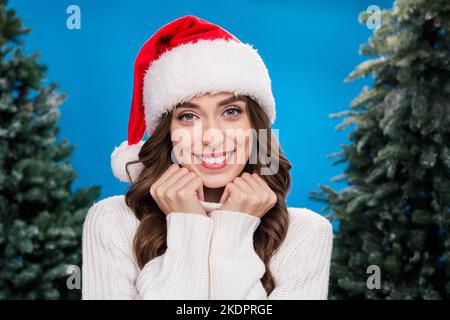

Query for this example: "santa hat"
[111,15,276,183]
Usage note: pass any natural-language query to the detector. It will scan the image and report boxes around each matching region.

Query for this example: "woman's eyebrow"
[217,95,246,106]
[176,95,246,109]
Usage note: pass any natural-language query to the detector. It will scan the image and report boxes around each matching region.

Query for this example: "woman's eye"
[177,113,197,121]
[223,107,242,118]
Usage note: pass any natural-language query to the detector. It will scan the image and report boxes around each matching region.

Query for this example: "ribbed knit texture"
[82,195,333,300]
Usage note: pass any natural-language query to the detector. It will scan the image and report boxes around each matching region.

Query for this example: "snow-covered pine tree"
[311,0,450,299]
[0,0,101,299]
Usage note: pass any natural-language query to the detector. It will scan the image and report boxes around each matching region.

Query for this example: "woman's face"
[170,92,253,188]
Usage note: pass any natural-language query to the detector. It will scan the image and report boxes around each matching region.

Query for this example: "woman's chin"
[181,163,246,189]
[201,176,229,189]
[200,170,243,189]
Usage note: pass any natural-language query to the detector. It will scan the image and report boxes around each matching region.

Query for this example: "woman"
[82,15,333,300]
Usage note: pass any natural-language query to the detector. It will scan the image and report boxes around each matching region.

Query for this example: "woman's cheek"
[170,128,196,165]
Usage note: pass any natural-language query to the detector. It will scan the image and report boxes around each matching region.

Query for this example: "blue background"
[9,0,392,219]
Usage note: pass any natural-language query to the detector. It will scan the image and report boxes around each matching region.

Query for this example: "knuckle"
[260,194,268,203]
[176,189,190,200]
[166,190,176,200]
[175,189,184,198]
[180,167,189,174]
[155,188,164,199]
[188,172,196,178]
[271,193,277,204]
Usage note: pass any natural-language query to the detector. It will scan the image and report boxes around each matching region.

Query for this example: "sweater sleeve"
[135,212,214,299]
[208,210,333,300]
[82,200,214,300]
[82,201,141,299]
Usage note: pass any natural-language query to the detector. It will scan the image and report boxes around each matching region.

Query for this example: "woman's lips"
[193,150,235,169]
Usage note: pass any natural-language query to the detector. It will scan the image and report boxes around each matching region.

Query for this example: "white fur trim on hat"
[111,140,145,183]
[143,39,275,135]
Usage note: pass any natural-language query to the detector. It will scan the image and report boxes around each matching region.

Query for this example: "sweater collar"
[200,200,223,213]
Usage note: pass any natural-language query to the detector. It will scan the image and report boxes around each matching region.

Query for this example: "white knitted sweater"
[81,195,333,300]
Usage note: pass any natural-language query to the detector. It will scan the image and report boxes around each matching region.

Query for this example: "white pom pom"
[111,140,145,183]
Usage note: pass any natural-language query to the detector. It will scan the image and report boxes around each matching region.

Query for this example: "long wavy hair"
[124,95,292,295]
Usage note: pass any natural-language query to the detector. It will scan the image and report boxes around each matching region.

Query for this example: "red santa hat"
[111,15,276,183]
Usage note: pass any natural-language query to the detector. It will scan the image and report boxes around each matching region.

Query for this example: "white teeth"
[203,156,225,164]
[196,151,233,165]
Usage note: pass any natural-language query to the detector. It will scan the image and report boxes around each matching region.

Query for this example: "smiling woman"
[82,15,333,300]
[170,92,253,191]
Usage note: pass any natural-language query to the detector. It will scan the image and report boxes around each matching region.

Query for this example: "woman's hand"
[219,172,278,218]
[150,164,207,216]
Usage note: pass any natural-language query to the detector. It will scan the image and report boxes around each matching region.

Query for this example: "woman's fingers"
[220,172,276,217]
[165,171,197,199]
[157,167,190,194]
[150,165,191,210]
[152,164,180,188]
[175,171,204,201]
[149,164,206,215]
[233,176,260,205]
[197,179,205,201]
[220,182,240,204]
[219,184,229,204]
[182,176,204,201]
[251,172,271,192]
[240,172,266,195]
[232,176,253,194]
[149,163,180,198]
[220,174,264,206]
[251,172,278,206]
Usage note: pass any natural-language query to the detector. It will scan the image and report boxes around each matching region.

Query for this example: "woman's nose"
[202,116,219,131]
[201,118,225,148]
